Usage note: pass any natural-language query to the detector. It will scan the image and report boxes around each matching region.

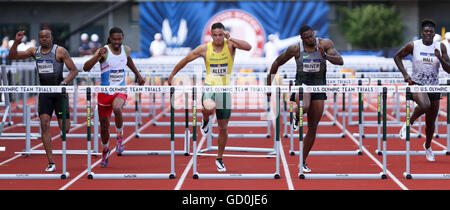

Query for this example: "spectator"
[28,39,37,48]
[89,33,102,54]
[17,35,29,51]
[433,34,442,43]
[0,37,10,65]
[149,33,167,57]
[79,33,92,56]
[264,34,280,70]
[443,32,450,51]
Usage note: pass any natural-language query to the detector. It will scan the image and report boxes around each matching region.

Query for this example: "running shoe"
[399,123,407,140]
[45,163,56,172]
[293,114,300,131]
[423,143,435,162]
[215,158,226,172]
[299,162,311,173]
[116,135,124,154]
[201,118,210,136]
[101,148,111,167]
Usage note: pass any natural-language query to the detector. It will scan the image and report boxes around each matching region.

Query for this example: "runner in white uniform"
[83,27,145,167]
[394,19,450,161]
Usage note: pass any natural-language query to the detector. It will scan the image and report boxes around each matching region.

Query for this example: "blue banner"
[139,1,329,58]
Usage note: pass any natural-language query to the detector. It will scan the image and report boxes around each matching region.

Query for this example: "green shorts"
[202,91,232,120]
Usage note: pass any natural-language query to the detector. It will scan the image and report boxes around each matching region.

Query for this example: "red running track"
[1,93,450,190]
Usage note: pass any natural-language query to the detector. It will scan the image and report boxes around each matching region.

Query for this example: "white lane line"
[324,110,409,190]
[0,122,87,166]
[59,106,168,190]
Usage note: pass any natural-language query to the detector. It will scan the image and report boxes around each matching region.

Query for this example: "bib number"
[210,64,228,77]
[37,60,54,74]
[109,69,125,84]
[303,59,321,72]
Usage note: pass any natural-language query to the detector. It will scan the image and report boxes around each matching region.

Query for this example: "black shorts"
[427,92,441,101]
[412,82,441,101]
[38,93,70,119]
[290,92,327,102]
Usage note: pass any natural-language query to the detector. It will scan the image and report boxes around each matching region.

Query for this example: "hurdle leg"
[404,87,412,179]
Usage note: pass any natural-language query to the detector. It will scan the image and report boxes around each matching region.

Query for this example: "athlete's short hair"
[39,28,53,37]
[421,19,436,29]
[211,22,225,30]
[299,25,313,35]
[107,27,124,44]
[109,27,124,36]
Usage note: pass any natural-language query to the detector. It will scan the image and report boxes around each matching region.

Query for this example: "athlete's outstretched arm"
[57,47,78,85]
[227,37,252,51]
[267,44,299,86]
[83,47,106,71]
[319,39,343,65]
[8,31,36,60]
[125,46,145,85]
[435,43,450,73]
[168,45,205,85]
[394,42,414,84]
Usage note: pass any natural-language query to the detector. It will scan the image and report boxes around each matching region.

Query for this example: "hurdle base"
[135,133,191,139]
[193,173,280,179]
[298,172,386,179]
[119,150,188,156]
[290,150,361,156]
[404,173,450,179]
[354,133,422,139]
[15,150,101,156]
[199,146,274,154]
[87,172,175,179]
[0,172,69,180]
[212,133,270,139]
[380,150,449,156]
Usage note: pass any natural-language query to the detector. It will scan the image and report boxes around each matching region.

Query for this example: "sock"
[102,142,109,151]
[116,127,123,136]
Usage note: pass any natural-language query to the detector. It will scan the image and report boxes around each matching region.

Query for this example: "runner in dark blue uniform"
[267,25,343,172]
[8,29,78,172]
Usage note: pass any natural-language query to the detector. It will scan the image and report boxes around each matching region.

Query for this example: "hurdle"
[380,85,450,156]
[289,81,369,156]
[86,86,175,179]
[297,86,387,179]
[0,86,70,179]
[193,86,280,179]
[402,86,450,179]
[129,78,192,156]
[197,74,274,154]
[283,78,351,142]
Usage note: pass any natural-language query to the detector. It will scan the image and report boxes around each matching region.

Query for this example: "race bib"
[420,52,434,65]
[210,64,228,77]
[303,59,321,72]
[37,60,54,74]
[109,69,125,84]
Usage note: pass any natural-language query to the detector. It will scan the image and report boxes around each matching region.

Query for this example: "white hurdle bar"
[0,86,71,179]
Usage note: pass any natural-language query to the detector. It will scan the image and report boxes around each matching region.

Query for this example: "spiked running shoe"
[201,119,210,136]
[101,148,111,167]
[45,163,56,172]
[215,158,226,172]
[116,135,124,154]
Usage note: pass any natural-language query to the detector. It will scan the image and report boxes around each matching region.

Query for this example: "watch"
[60,81,67,86]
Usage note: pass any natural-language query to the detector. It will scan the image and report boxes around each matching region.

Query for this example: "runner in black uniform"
[8,29,78,172]
[267,25,343,172]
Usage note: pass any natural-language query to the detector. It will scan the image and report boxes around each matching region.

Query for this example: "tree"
[338,4,404,50]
